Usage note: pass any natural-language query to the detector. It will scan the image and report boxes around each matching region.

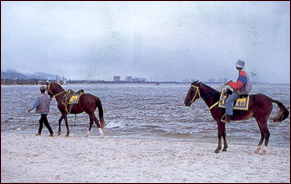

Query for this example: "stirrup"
[221,114,226,122]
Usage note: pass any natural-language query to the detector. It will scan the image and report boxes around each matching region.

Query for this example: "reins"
[47,83,66,98]
[25,105,35,124]
[54,90,66,97]
[190,85,201,103]
[190,84,225,110]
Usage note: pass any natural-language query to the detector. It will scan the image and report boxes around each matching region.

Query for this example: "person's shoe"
[225,115,230,124]
[221,114,231,123]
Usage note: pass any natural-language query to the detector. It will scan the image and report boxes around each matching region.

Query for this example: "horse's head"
[46,82,66,98]
[46,82,65,98]
[184,80,201,107]
[46,82,55,98]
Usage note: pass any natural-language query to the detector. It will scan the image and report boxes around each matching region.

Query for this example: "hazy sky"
[1,1,290,83]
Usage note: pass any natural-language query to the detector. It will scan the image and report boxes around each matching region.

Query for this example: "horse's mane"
[191,80,217,92]
[51,82,62,86]
[48,82,65,92]
[50,82,63,88]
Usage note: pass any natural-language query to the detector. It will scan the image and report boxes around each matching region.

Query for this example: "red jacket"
[229,70,248,91]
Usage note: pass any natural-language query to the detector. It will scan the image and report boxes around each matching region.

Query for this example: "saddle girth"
[62,89,84,114]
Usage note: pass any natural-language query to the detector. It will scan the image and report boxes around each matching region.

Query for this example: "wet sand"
[1,133,290,183]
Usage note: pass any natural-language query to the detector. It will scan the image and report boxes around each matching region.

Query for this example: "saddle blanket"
[218,90,250,111]
[62,90,83,105]
[67,94,82,104]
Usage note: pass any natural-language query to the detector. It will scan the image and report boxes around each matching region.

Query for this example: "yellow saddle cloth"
[218,89,250,111]
[67,94,81,104]
[62,89,84,105]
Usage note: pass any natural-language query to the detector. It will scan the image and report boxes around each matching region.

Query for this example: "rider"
[223,59,252,123]
[28,86,54,137]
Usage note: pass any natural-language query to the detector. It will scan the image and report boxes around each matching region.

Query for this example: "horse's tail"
[271,99,289,122]
[96,96,105,129]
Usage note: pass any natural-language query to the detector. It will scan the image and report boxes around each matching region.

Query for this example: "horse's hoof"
[84,134,89,137]
[222,148,227,152]
[214,149,220,153]
[260,147,267,155]
[254,145,262,154]
[58,132,61,136]
[65,134,69,137]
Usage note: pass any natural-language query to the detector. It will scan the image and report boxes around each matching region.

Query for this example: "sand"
[1,133,290,183]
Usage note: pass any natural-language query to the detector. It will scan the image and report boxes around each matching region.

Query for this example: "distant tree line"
[1,78,49,85]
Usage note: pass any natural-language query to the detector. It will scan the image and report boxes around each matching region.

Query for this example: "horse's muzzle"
[184,101,192,107]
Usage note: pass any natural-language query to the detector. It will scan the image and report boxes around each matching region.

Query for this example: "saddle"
[223,88,249,98]
[218,88,250,111]
[62,89,84,114]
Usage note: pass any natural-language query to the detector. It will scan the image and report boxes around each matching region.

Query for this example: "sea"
[1,83,290,148]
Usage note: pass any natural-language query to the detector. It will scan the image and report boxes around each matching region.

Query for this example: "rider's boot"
[221,114,231,123]
[225,115,230,123]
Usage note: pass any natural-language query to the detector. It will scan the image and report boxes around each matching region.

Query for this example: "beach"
[1,133,290,183]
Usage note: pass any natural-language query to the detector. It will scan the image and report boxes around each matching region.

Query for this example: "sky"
[1,1,290,83]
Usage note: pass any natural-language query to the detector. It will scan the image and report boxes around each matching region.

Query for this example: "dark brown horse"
[184,80,289,154]
[46,82,105,138]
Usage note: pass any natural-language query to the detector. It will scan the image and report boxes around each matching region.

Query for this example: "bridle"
[190,85,201,103]
[47,82,66,98]
[189,84,225,110]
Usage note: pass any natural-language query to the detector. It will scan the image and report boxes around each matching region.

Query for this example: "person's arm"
[28,97,40,112]
[229,71,247,91]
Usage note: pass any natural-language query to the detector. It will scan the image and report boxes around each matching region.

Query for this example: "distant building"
[209,79,215,83]
[124,76,146,82]
[134,78,146,82]
[125,76,133,82]
[219,78,228,84]
[113,76,120,82]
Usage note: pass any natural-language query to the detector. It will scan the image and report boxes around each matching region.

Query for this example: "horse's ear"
[196,80,201,85]
[191,80,199,86]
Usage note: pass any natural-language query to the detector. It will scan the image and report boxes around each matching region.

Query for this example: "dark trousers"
[38,114,53,135]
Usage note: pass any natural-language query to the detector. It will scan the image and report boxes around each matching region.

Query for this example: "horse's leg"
[255,116,270,154]
[254,131,264,154]
[262,122,271,147]
[85,114,103,139]
[84,116,94,137]
[215,121,223,153]
[58,116,63,136]
[62,113,70,137]
[92,115,104,139]
[261,127,270,155]
[221,123,228,152]
[98,128,104,139]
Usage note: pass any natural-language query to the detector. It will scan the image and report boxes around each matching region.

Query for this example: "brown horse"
[184,80,289,154]
[46,82,105,138]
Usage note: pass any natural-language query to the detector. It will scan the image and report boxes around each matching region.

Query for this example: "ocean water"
[1,83,290,148]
